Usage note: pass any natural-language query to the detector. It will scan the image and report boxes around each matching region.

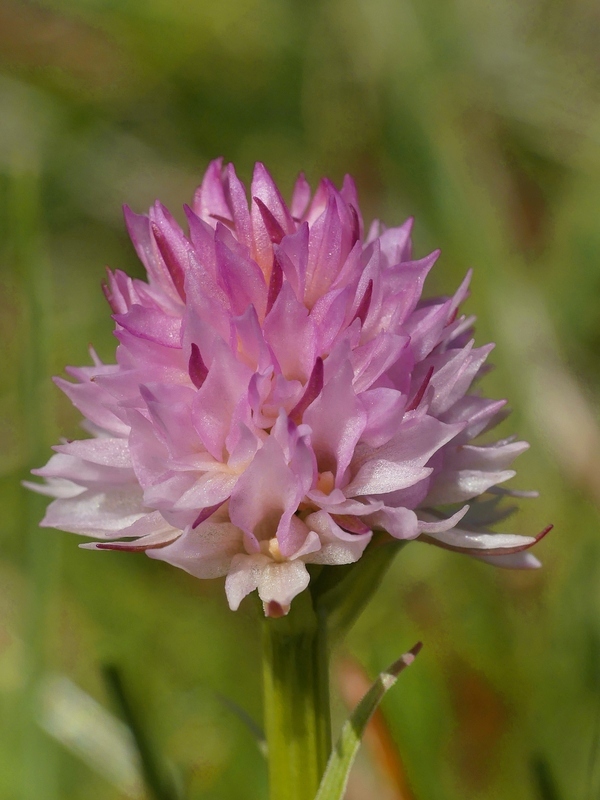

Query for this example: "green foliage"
[315,644,421,800]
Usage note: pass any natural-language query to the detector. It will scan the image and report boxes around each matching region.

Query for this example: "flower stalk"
[262,590,331,800]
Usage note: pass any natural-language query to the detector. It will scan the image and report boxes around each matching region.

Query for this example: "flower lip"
[265,600,286,618]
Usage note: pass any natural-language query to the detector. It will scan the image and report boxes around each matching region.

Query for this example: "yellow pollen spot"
[317,471,335,495]
[268,537,284,562]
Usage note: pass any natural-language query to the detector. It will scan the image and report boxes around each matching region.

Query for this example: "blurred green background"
[2,0,600,798]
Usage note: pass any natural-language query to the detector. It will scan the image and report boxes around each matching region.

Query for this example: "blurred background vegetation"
[1,0,600,797]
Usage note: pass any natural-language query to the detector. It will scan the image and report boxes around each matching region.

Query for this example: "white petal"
[424,469,515,505]
[304,511,371,565]
[33,452,135,488]
[345,461,432,496]
[445,441,529,472]
[22,478,84,499]
[424,527,536,552]
[171,472,238,510]
[53,438,133,469]
[416,506,470,533]
[288,528,322,560]
[257,560,310,608]
[368,506,419,539]
[225,553,271,610]
[472,552,541,569]
[41,486,147,537]
[149,522,245,580]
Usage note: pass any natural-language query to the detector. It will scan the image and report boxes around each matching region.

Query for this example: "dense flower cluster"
[29,160,547,615]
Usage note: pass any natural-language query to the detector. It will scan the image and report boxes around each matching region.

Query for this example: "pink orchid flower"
[28,160,548,616]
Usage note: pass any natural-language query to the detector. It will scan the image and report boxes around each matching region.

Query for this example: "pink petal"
[310,286,353,354]
[191,158,231,223]
[305,193,344,306]
[304,359,367,486]
[191,340,252,460]
[123,206,181,308]
[304,511,371,565]
[441,396,507,441]
[368,506,420,539]
[225,163,252,250]
[404,298,452,361]
[53,437,132,469]
[290,172,311,219]
[114,305,182,348]
[54,375,129,437]
[378,218,414,266]
[273,222,309,301]
[171,471,238,511]
[347,414,463,497]
[345,461,433,498]
[228,435,300,551]
[232,305,271,372]
[444,440,529,472]
[352,333,411,393]
[215,230,267,318]
[340,174,363,240]
[140,383,200,458]
[251,163,294,232]
[149,202,190,301]
[33,452,134,488]
[263,282,317,383]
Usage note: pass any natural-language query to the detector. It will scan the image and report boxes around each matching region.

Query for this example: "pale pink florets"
[29,160,548,616]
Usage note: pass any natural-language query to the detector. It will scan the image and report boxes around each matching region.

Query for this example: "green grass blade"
[11,157,61,800]
[215,693,267,758]
[314,642,422,800]
[103,665,182,800]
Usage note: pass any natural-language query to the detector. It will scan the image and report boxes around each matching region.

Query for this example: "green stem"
[262,591,331,800]
[313,537,407,642]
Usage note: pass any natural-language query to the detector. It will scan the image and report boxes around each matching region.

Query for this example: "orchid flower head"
[28,159,546,616]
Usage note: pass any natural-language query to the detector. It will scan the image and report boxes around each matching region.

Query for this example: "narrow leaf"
[103,665,181,800]
[38,673,143,797]
[314,643,422,800]
[216,693,268,757]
